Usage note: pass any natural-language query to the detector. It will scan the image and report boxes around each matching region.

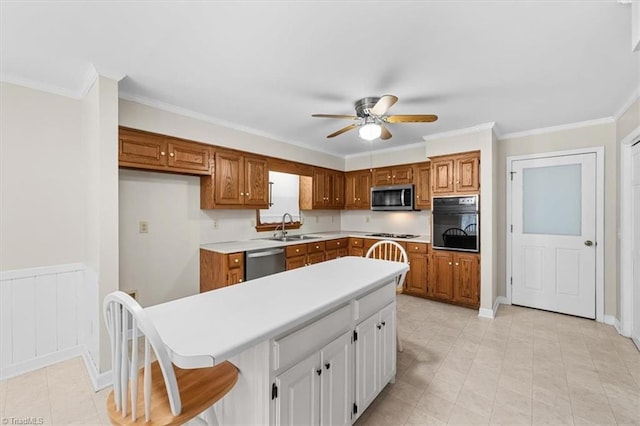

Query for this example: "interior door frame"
[620,128,640,339]
[506,147,605,322]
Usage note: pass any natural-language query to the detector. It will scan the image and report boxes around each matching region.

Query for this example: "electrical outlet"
[365,216,370,223]
[212,219,218,229]
[139,221,149,233]
[331,216,335,223]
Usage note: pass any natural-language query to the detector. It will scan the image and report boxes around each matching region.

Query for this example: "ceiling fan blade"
[327,124,358,138]
[312,114,358,120]
[370,95,399,116]
[380,125,392,140]
[386,114,438,123]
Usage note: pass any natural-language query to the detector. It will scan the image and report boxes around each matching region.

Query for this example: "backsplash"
[340,210,431,237]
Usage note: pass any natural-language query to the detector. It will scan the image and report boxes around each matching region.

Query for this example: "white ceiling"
[1,1,638,156]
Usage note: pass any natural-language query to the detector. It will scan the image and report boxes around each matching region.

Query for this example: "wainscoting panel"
[0,263,97,380]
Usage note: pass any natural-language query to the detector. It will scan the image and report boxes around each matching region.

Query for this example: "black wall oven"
[432,195,479,252]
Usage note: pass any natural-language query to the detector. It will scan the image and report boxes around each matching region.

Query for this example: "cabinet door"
[405,253,428,297]
[414,163,431,209]
[307,252,325,266]
[391,166,412,184]
[119,129,167,168]
[313,169,327,208]
[431,159,454,194]
[378,303,396,387]
[345,172,358,209]
[331,172,345,208]
[372,169,392,186]
[244,155,269,206]
[227,266,244,285]
[336,248,348,258]
[455,155,480,193]
[356,171,372,208]
[286,255,307,270]
[275,352,320,426]
[166,138,211,173]
[215,150,244,205]
[431,251,454,299]
[320,332,352,426]
[453,253,480,306]
[354,312,380,418]
[325,249,338,261]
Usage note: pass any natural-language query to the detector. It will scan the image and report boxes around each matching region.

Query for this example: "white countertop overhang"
[144,257,408,369]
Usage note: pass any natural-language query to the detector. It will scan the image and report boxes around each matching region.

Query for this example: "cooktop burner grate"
[366,233,419,239]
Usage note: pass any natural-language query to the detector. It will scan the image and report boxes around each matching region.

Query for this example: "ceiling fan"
[312,95,438,141]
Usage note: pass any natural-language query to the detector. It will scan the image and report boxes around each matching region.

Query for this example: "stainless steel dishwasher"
[245,247,286,281]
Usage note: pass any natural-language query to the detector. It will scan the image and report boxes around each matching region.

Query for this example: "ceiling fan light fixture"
[359,123,382,141]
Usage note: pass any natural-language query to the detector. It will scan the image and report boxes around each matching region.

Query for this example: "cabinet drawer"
[406,243,427,254]
[354,282,396,322]
[349,238,363,247]
[272,304,352,372]
[286,244,307,257]
[307,241,326,253]
[227,252,244,268]
[325,238,348,250]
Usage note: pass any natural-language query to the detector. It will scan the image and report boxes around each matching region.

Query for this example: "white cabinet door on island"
[143,257,408,425]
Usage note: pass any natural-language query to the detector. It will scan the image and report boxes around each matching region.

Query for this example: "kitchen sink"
[263,235,321,242]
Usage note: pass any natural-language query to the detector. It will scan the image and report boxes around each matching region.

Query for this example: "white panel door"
[319,331,352,426]
[275,352,320,426]
[378,303,396,386]
[354,312,379,418]
[511,153,597,318]
[631,142,640,349]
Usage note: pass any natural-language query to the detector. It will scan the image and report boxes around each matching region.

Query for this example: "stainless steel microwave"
[371,184,416,211]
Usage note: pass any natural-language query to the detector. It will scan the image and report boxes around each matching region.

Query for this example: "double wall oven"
[432,195,479,252]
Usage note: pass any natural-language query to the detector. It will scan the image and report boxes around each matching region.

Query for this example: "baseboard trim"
[82,351,112,391]
[0,345,85,380]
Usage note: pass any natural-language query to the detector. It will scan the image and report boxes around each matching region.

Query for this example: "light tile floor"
[1,295,638,425]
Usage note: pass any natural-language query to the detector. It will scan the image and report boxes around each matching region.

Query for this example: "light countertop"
[201,230,430,254]
[144,257,408,368]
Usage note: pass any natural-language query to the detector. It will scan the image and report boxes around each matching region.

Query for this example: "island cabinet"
[271,281,397,425]
[199,249,244,292]
[372,165,413,186]
[345,170,372,209]
[404,243,429,298]
[325,238,349,261]
[201,149,269,209]
[119,127,212,175]
[413,162,432,210]
[430,250,480,308]
[312,168,345,209]
[285,241,326,270]
[430,151,480,195]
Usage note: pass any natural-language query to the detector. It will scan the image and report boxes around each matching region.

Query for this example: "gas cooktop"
[366,233,419,239]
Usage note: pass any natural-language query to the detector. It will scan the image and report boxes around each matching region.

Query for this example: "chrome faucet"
[281,213,294,239]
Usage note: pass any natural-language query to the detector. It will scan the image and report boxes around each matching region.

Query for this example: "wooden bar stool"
[366,240,409,352]
[103,291,238,425]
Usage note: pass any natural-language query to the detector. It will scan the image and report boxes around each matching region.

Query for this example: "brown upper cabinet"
[413,162,431,210]
[430,151,480,195]
[118,127,212,175]
[372,165,413,186]
[201,149,269,209]
[345,170,372,209]
[311,168,345,209]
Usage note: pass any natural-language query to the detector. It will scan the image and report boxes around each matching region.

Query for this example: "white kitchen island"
[145,256,408,426]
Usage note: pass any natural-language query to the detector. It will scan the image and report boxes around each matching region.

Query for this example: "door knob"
[584,240,594,247]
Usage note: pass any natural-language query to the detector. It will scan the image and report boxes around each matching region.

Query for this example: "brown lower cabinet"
[404,243,429,298]
[285,241,326,270]
[430,250,480,308]
[200,249,244,292]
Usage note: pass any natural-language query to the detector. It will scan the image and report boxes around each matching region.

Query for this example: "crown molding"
[118,92,343,160]
[613,89,640,122]
[422,122,496,142]
[499,117,614,140]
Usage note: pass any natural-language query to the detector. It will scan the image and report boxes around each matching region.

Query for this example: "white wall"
[497,121,618,316]
[0,83,85,270]
[341,211,430,237]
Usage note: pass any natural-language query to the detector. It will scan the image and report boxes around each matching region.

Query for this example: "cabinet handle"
[455,262,459,266]
[381,321,386,327]
[169,152,175,157]
[337,242,340,246]
[449,262,452,265]
[377,324,382,330]
[235,259,239,263]
[246,193,250,197]
[238,279,243,283]
[325,363,331,370]
[315,246,319,249]
[160,151,166,156]
[296,249,300,252]
[240,192,244,196]
[316,369,322,376]
[392,175,396,178]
